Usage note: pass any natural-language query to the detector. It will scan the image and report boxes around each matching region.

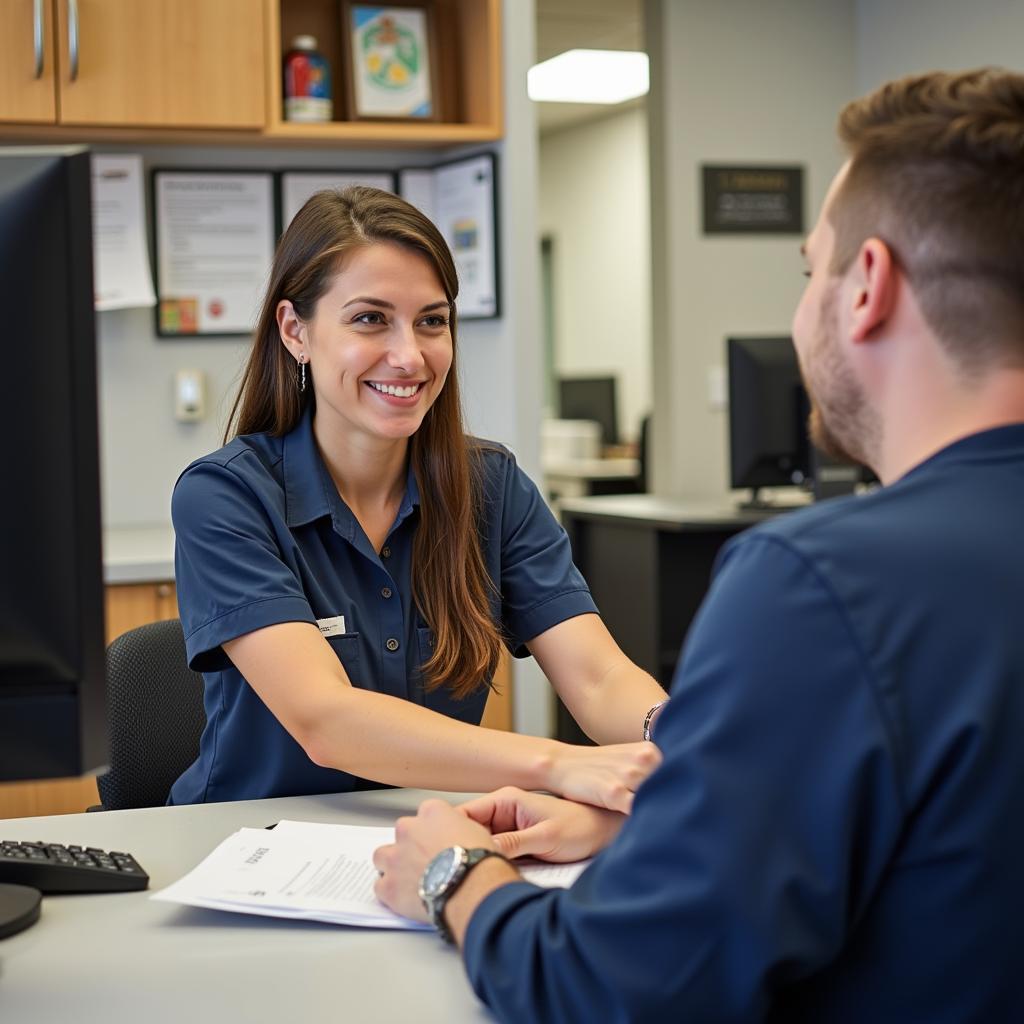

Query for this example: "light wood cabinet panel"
[55,0,266,128]
[0,0,58,123]
[0,774,99,819]
[480,649,513,732]
[105,581,179,645]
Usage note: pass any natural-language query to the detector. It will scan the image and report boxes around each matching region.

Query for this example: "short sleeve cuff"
[505,589,599,655]
[185,595,316,672]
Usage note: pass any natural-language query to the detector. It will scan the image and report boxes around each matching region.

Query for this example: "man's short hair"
[829,68,1024,372]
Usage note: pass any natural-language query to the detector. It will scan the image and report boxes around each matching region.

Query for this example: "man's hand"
[461,787,625,862]
[373,798,503,924]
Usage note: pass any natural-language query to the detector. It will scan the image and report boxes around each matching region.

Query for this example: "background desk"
[0,789,491,1023]
[557,495,790,743]
[542,456,641,502]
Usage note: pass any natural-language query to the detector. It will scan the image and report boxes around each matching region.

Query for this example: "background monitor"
[0,146,108,782]
[558,375,619,447]
[727,335,866,506]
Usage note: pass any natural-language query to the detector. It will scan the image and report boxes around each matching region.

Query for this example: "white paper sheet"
[152,819,589,929]
[90,155,156,311]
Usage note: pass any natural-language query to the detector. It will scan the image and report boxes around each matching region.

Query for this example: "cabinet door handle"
[67,0,79,82]
[33,0,44,78]
[156,584,172,599]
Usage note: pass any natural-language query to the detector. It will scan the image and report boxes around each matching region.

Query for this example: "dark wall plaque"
[702,165,804,234]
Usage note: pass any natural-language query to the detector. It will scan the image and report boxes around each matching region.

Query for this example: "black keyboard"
[0,841,149,894]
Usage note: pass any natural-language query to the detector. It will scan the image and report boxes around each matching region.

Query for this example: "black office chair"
[96,619,206,810]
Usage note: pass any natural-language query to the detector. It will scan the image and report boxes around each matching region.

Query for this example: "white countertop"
[103,525,175,584]
[542,456,640,479]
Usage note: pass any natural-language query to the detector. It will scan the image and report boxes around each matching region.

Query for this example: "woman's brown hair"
[226,186,502,699]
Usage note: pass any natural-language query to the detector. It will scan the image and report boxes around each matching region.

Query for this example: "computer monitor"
[558,376,619,447]
[727,335,866,506]
[0,147,108,782]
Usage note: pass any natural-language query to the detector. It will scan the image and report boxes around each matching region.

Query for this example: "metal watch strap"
[643,698,669,741]
[433,848,508,944]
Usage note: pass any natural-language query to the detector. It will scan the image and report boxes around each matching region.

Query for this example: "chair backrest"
[97,619,206,810]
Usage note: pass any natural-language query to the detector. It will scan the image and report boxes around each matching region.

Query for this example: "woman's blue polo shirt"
[167,409,597,804]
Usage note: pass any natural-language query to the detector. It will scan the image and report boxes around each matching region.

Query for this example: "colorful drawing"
[345,4,437,120]
[160,298,198,334]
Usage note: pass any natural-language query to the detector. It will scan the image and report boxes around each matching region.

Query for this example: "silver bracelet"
[642,699,669,741]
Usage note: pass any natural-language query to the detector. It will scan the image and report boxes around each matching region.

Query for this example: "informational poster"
[90,154,156,311]
[153,170,276,336]
[280,170,396,230]
[399,152,499,319]
[702,165,804,235]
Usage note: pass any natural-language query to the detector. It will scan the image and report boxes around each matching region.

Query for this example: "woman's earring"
[298,356,306,393]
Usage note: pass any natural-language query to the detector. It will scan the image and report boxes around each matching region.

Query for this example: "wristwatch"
[419,845,508,943]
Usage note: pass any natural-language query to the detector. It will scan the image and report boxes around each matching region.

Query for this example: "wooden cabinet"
[1,0,265,129]
[0,0,58,122]
[104,581,179,646]
[0,0,501,145]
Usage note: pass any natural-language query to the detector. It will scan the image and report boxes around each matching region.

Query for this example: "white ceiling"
[534,0,645,134]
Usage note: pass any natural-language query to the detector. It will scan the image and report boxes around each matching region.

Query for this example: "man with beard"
[374,68,1024,1022]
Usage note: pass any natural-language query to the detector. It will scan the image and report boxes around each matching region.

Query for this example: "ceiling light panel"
[528,49,650,105]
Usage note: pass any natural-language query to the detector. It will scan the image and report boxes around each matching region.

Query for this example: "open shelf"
[266,0,502,146]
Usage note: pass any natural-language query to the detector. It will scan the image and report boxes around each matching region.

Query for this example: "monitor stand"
[0,883,42,939]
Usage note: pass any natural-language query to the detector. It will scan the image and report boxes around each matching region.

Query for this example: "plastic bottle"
[283,35,333,123]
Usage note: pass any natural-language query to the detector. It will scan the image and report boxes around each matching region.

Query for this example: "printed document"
[91,155,156,311]
[152,819,590,929]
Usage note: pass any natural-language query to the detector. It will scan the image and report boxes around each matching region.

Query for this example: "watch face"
[421,847,461,899]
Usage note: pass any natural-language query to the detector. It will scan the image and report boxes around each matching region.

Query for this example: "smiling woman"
[168,186,668,810]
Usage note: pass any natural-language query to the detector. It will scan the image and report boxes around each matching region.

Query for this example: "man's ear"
[276,299,307,362]
[849,238,897,342]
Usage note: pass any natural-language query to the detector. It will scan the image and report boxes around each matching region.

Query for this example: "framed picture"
[341,2,441,121]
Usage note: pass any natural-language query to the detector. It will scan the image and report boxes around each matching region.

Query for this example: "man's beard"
[803,287,880,470]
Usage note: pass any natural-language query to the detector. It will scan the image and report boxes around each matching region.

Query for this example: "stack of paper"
[152,819,589,929]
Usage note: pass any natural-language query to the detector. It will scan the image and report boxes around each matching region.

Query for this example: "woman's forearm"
[565,659,669,745]
[527,616,669,745]
[224,621,660,810]
[301,685,563,792]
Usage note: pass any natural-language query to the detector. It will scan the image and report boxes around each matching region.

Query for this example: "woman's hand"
[543,740,662,814]
[461,787,624,862]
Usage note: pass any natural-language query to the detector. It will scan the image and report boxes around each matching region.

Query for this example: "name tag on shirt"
[317,615,347,637]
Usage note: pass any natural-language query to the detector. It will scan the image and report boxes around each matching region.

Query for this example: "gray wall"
[856,0,1024,91]
[538,107,651,444]
[645,0,856,500]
